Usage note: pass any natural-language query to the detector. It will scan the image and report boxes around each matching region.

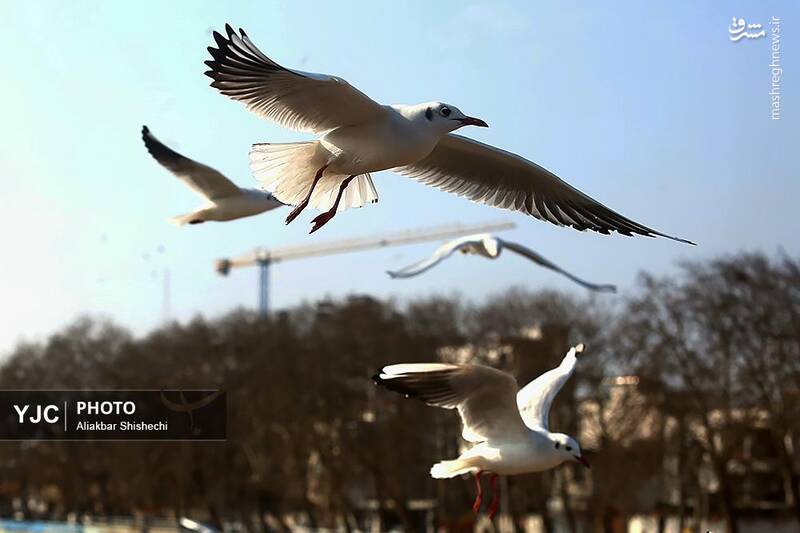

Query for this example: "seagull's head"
[551,433,589,469]
[421,102,488,134]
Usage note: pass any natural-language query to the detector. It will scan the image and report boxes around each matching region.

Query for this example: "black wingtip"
[140,127,186,168]
[141,125,155,147]
[212,31,228,49]
[224,23,235,37]
[141,126,160,157]
[665,234,697,246]
[207,47,227,61]
[141,126,153,150]
[635,230,696,246]
[592,284,617,294]
[371,372,420,400]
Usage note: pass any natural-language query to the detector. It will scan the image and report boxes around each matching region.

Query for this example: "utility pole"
[258,260,269,314]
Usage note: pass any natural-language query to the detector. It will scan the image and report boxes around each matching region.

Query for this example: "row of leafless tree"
[0,251,797,532]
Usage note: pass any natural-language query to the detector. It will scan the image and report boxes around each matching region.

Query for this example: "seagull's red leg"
[471,470,483,515]
[487,474,499,519]
[309,174,357,233]
[285,164,329,224]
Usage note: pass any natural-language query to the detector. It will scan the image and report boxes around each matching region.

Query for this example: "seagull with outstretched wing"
[374,344,589,518]
[388,233,616,293]
[205,24,694,243]
[142,126,283,225]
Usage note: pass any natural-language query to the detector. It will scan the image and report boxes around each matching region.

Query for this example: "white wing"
[386,233,492,279]
[375,363,527,443]
[142,126,241,200]
[395,135,694,244]
[516,344,584,431]
[499,239,617,293]
[205,25,389,134]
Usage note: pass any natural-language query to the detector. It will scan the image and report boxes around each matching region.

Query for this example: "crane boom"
[217,220,516,272]
[215,220,516,313]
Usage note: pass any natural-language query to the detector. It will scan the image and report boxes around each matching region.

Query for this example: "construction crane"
[215,220,516,315]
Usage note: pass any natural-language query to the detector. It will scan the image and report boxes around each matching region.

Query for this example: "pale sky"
[0,1,797,353]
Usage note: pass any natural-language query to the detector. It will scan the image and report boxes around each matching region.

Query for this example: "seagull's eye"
[554,442,560,449]
[440,106,451,117]
[566,446,572,451]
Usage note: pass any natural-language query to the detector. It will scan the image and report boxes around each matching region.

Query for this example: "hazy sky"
[0,1,796,353]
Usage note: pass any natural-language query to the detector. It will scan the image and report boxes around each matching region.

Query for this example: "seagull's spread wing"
[516,344,584,431]
[395,135,694,244]
[375,363,527,443]
[499,239,617,293]
[387,233,492,279]
[141,126,241,200]
[205,25,388,134]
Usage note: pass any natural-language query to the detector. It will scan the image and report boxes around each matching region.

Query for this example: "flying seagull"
[374,344,590,519]
[205,24,693,243]
[142,126,283,225]
[388,233,617,293]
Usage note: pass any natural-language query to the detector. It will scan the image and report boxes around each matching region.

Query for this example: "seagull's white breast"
[321,110,439,175]
[464,432,565,475]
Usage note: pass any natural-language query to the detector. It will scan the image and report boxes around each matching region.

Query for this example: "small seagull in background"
[388,233,616,293]
[374,344,590,519]
[179,517,218,533]
[204,24,693,243]
[141,126,283,225]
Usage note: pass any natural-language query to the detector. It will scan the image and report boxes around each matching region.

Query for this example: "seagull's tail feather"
[170,212,202,226]
[250,141,379,212]
[430,458,478,479]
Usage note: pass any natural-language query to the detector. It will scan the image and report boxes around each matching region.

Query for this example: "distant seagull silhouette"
[388,233,616,293]
[374,344,590,519]
[142,126,283,225]
[204,24,694,243]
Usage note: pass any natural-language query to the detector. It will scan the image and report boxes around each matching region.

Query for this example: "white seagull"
[142,126,283,225]
[204,25,694,242]
[374,344,589,518]
[388,233,617,293]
